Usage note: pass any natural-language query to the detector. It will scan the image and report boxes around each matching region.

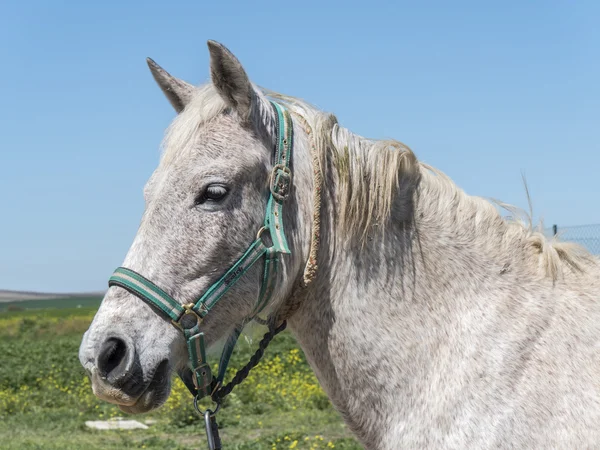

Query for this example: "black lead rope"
[211,320,287,404]
[189,320,288,450]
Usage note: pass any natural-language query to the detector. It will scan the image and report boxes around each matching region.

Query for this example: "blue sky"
[0,0,598,292]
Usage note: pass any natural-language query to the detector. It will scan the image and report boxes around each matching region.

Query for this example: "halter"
[106,101,295,447]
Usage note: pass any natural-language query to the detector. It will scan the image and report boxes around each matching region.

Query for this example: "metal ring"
[194,395,221,416]
[256,226,268,240]
[256,226,275,249]
[193,395,202,414]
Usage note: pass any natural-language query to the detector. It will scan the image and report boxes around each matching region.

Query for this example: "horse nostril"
[97,337,130,383]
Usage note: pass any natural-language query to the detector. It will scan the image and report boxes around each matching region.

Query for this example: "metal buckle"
[270,164,292,202]
[171,303,204,331]
[192,363,212,391]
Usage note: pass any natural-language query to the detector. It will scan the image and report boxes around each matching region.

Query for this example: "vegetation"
[0,296,102,312]
[0,303,360,449]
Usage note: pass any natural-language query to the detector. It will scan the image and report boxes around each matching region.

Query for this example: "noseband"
[107,101,295,449]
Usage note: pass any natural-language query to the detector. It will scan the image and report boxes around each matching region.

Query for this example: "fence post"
[552,224,558,236]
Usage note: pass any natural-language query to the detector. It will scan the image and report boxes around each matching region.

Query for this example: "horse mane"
[417,164,598,280]
[159,83,597,281]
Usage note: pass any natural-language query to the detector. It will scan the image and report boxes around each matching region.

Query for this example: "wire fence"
[543,224,600,255]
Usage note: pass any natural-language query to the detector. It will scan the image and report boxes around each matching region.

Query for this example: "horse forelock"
[158,84,229,168]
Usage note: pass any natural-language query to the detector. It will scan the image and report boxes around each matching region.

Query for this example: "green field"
[0,296,102,312]
[0,303,360,449]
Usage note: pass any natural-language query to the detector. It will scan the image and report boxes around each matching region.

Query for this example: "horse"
[79,40,600,449]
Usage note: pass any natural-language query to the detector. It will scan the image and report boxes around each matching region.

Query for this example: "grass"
[0,296,102,312]
[0,306,361,449]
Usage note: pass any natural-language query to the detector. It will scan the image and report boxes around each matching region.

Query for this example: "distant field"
[0,296,103,312]
[0,289,104,302]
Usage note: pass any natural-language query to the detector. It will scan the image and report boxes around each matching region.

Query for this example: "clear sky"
[0,1,598,292]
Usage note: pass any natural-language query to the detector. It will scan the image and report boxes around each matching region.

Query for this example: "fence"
[543,224,600,255]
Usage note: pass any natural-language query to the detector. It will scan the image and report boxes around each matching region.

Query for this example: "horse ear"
[146,58,195,113]
[207,40,253,121]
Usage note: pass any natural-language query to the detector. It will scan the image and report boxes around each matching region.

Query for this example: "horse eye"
[196,184,229,205]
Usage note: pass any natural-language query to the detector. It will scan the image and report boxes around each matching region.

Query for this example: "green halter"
[107,101,293,401]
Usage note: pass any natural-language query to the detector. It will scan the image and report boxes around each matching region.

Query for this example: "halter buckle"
[270,164,292,202]
[172,303,204,331]
[192,362,213,391]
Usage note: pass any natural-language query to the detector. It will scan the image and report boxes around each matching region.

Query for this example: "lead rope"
[194,320,288,450]
[210,320,288,404]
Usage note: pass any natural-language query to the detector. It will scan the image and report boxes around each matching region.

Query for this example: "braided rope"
[292,112,323,286]
[211,320,287,403]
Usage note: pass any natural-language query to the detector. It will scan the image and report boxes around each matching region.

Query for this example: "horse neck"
[285,148,556,444]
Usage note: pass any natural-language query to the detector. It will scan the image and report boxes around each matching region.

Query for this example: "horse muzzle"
[80,331,170,411]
